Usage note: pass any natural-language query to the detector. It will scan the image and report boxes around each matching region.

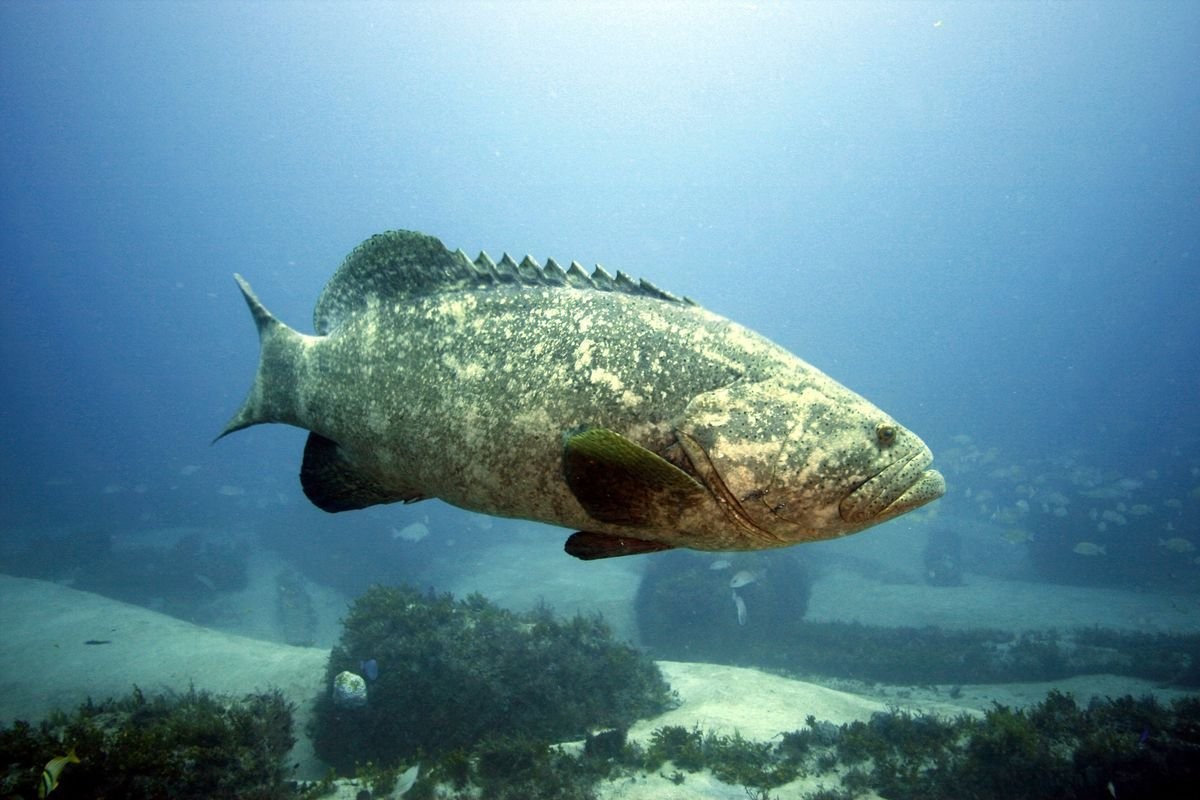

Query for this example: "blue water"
[2,3,1197,599]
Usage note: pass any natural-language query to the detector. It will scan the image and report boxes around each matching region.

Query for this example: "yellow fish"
[39,748,79,798]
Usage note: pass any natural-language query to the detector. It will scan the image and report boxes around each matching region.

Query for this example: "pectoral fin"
[564,531,675,560]
[562,427,708,527]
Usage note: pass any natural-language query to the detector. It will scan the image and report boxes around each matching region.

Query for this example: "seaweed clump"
[642,610,1200,687]
[0,686,295,799]
[814,691,1200,799]
[642,724,801,791]
[312,585,673,772]
[533,691,1199,799]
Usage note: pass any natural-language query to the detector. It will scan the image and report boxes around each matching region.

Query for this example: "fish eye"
[876,423,897,447]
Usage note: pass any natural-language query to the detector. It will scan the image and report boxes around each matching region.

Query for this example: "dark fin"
[312,230,694,335]
[563,427,708,528]
[300,432,427,512]
[564,531,676,560]
[215,274,307,441]
[314,231,470,334]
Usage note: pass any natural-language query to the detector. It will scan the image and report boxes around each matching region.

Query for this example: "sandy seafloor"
[2,516,1198,797]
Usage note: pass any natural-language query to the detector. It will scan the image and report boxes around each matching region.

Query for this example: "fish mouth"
[839,445,946,524]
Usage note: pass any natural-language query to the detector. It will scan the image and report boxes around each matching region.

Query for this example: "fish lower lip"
[839,448,945,523]
[882,468,946,516]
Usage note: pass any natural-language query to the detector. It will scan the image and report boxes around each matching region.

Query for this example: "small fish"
[729,569,763,589]
[1073,542,1107,556]
[360,658,379,682]
[39,749,79,798]
[391,763,420,798]
[83,639,112,646]
[1158,537,1196,554]
[709,559,732,571]
[1002,528,1034,545]
[1101,509,1127,526]
[391,522,429,542]
[732,590,747,625]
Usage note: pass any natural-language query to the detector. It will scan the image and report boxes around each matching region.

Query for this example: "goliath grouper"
[218,230,944,559]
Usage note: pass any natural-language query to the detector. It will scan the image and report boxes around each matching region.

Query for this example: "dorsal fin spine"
[475,251,497,271]
[542,258,567,286]
[313,231,693,332]
[496,254,520,285]
[591,265,615,291]
[516,255,543,283]
[614,271,639,294]
[565,262,591,289]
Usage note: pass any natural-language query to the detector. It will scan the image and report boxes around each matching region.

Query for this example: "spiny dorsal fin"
[313,230,694,335]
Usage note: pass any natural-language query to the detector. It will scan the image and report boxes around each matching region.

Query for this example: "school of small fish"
[947,433,1200,567]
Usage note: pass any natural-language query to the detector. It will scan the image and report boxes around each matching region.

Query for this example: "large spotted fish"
[218,230,944,559]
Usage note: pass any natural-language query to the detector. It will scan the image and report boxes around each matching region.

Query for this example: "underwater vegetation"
[640,606,1200,687]
[401,732,618,800]
[311,585,674,772]
[631,547,1200,688]
[391,723,798,800]
[376,690,1200,799]
[0,686,294,799]
[823,691,1200,799]
[5,680,1195,798]
[643,725,802,789]
[788,623,1200,687]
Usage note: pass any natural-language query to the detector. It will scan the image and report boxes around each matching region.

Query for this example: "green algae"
[0,686,294,800]
[311,585,674,773]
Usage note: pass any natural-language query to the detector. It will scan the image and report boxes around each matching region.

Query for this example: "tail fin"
[215,274,308,442]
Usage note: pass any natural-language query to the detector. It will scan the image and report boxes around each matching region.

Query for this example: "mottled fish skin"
[219,230,944,556]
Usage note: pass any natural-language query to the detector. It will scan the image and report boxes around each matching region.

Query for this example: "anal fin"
[300,432,426,512]
[564,531,675,560]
